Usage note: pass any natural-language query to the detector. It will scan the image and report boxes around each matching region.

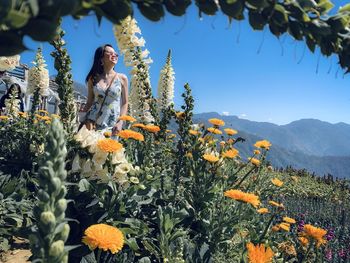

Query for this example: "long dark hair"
[85,44,113,84]
[7,83,21,98]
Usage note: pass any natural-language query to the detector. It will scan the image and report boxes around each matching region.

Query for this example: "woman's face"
[101,46,118,67]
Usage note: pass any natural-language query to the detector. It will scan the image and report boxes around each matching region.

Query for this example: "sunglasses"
[104,51,119,57]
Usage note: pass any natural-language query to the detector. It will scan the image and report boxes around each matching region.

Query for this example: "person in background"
[0,83,24,113]
[80,44,128,135]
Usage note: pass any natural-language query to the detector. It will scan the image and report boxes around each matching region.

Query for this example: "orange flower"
[143,125,160,133]
[278,222,290,232]
[104,131,112,137]
[97,139,123,153]
[272,225,280,232]
[254,149,261,155]
[246,242,274,263]
[298,237,309,247]
[257,208,269,214]
[202,154,219,163]
[118,129,144,141]
[224,128,237,135]
[283,217,296,224]
[207,127,222,135]
[224,189,260,208]
[82,224,124,254]
[118,115,136,122]
[302,224,327,247]
[222,148,239,159]
[209,118,225,126]
[18,112,28,118]
[268,200,284,208]
[254,140,272,150]
[271,178,283,187]
[131,123,145,129]
[0,115,9,120]
[175,111,185,119]
[249,157,260,166]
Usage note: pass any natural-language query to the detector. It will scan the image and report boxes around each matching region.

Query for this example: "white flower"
[129,176,139,184]
[0,55,20,71]
[92,151,108,166]
[113,172,128,185]
[27,49,49,95]
[71,154,81,172]
[111,149,126,165]
[82,159,94,178]
[157,51,175,110]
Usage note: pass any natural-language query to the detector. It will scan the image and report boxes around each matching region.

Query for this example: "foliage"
[50,21,77,135]
[29,119,70,263]
[2,1,350,73]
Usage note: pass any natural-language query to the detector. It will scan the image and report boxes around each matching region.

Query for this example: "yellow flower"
[118,115,136,122]
[224,189,260,208]
[283,217,296,224]
[18,112,28,118]
[198,138,205,144]
[167,134,176,139]
[0,115,9,120]
[38,109,48,115]
[45,120,51,125]
[224,128,237,135]
[246,242,274,263]
[104,131,112,138]
[257,208,269,214]
[271,178,283,187]
[143,125,160,133]
[166,129,172,133]
[118,129,144,141]
[268,200,284,208]
[97,139,123,153]
[132,123,145,129]
[302,224,327,247]
[207,127,222,135]
[254,149,261,155]
[278,222,290,232]
[41,116,51,121]
[189,129,200,135]
[254,140,272,150]
[209,118,225,126]
[298,237,309,247]
[202,154,219,163]
[249,157,260,166]
[222,148,239,159]
[82,224,124,254]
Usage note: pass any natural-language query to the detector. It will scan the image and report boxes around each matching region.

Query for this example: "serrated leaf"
[339,3,350,13]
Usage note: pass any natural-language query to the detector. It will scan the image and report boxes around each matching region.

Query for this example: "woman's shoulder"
[116,73,128,81]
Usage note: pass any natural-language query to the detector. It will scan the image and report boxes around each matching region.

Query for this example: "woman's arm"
[82,79,94,112]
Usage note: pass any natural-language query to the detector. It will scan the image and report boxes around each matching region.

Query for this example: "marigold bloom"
[271,178,283,187]
[302,224,327,247]
[118,129,144,141]
[38,109,48,114]
[279,223,290,232]
[0,115,9,120]
[268,200,284,208]
[272,225,280,232]
[254,140,272,150]
[132,123,146,129]
[143,125,160,133]
[298,237,309,246]
[224,189,260,208]
[18,112,28,118]
[209,118,225,126]
[118,115,136,122]
[249,157,260,166]
[254,149,261,155]
[257,208,269,214]
[198,138,205,144]
[207,127,222,135]
[97,139,123,153]
[246,242,274,263]
[283,217,296,224]
[222,148,239,159]
[82,224,124,254]
[224,128,237,135]
[203,154,219,163]
[189,129,199,135]
[41,116,51,121]
[166,129,172,133]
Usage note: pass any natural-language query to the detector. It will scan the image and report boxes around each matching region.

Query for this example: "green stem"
[234,167,256,188]
[258,213,276,243]
[301,241,313,263]
[97,249,102,263]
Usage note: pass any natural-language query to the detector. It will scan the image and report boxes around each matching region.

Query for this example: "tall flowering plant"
[0,55,20,71]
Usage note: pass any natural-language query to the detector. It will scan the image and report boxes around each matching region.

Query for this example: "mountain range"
[193,112,350,179]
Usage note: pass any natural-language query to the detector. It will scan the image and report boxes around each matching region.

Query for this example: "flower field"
[1,14,350,263]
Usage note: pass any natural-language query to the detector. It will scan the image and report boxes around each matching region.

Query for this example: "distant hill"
[193,112,350,178]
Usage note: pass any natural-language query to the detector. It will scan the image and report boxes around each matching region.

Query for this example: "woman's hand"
[112,121,123,136]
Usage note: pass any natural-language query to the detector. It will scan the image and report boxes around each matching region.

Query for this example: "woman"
[81,44,128,135]
[0,83,25,113]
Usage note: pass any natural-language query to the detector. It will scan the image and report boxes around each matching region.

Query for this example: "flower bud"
[59,224,70,242]
[40,211,56,225]
[56,199,67,213]
[139,184,146,190]
[49,240,64,257]
[38,190,50,202]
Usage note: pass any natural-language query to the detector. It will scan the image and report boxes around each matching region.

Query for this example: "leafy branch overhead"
[1,0,350,72]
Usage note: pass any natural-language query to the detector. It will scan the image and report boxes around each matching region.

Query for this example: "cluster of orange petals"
[118,129,144,141]
[207,127,222,135]
[222,148,239,159]
[143,125,161,133]
[257,208,269,214]
[132,123,146,129]
[82,224,124,254]
[301,224,327,247]
[224,128,237,135]
[254,140,272,150]
[249,157,261,166]
[189,129,200,136]
[97,139,123,153]
[246,242,274,263]
[224,189,260,208]
[271,178,283,187]
[202,154,220,163]
[208,118,225,126]
[268,200,284,208]
[118,115,136,122]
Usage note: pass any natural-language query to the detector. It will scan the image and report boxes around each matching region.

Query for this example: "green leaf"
[80,252,97,263]
[288,20,303,40]
[137,1,165,22]
[196,0,218,15]
[164,0,191,16]
[96,0,132,24]
[248,10,266,30]
[138,257,152,263]
[125,237,139,251]
[219,0,244,19]
[306,35,316,53]
[272,4,288,26]
[78,179,91,192]
[339,3,350,13]
[0,31,28,56]
[317,0,334,14]
[22,17,60,41]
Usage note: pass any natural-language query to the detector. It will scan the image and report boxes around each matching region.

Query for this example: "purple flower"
[325,249,332,261]
[297,219,305,232]
[338,249,346,259]
[326,228,335,241]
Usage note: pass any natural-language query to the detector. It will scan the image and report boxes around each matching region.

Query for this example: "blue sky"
[19,2,350,125]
